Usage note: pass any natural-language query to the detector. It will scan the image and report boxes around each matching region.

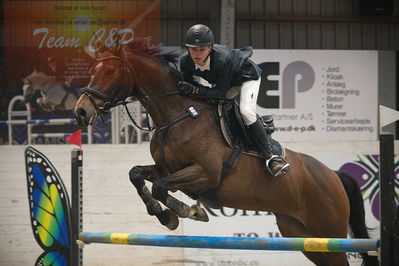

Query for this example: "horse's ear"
[84,46,95,59]
[31,68,39,76]
[112,33,123,53]
[94,40,107,57]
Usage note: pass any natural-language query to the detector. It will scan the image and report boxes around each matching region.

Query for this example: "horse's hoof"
[163,209,179,230]
[189,204,209,222]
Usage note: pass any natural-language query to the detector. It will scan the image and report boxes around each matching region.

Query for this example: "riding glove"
[177,81,200,95]
[177,81,225,99]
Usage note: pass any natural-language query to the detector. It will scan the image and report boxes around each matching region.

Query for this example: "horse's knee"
[129,166,144,187]
[200,175,220,190]
[152,180,167,202]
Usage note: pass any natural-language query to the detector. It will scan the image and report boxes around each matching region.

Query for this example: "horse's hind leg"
[129,165,179,230]
[275,214,349,266]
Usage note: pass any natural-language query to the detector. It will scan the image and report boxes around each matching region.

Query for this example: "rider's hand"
[177,81,199,95]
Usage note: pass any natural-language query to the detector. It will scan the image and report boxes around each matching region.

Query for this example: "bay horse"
[73,39,377,266]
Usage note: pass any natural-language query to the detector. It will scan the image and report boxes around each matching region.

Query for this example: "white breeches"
[239,78,261,125]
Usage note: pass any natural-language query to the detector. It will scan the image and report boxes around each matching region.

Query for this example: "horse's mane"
[124,37,160,59]
[123,38,185,81]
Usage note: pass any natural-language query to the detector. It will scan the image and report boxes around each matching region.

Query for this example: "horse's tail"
[335,171,379,266]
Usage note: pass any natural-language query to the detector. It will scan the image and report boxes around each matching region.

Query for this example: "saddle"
[217,100,284,158]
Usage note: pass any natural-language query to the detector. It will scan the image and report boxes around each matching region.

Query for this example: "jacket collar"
[195,55,211,71]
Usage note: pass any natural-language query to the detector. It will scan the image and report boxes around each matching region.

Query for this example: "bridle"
[82,56,132,112]
[81,55,180,131]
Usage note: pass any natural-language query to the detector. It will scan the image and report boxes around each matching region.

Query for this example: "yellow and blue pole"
[78,232,379,253]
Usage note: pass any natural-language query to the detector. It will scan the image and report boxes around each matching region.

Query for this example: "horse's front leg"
[129,165,179,230]
[152,164,217,222]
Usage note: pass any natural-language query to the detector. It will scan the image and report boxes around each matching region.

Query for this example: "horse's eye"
[105,69,115,75]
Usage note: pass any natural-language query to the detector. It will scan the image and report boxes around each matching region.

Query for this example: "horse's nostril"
[76,107,86,117]
[74,107,88,126]
[74,107,87,123]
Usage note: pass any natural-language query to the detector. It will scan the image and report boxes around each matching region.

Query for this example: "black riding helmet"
[184,24,214,47]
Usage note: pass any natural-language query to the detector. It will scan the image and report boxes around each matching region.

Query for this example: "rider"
[177,24,290,178]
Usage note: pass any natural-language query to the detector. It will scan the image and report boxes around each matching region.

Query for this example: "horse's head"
[74,37,177,126]
[74,45,131,126]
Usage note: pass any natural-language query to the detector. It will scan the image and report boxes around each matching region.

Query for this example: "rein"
[155,104,213,175]
[81,55,190,132]
[82,85,181,131]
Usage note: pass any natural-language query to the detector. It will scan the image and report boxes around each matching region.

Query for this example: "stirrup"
[265,155,290,178]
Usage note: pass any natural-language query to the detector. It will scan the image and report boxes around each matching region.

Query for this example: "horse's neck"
[131,55,201,126]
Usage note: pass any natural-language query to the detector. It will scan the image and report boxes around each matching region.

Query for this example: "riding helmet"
[184,24,214,47]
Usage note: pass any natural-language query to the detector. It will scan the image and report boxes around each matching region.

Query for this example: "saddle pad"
[217,104,285,158]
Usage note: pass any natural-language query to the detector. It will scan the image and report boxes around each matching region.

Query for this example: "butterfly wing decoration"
[25,147,71,266]
[35,252,68,266]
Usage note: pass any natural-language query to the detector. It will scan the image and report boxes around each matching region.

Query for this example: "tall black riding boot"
[248,118,290,178]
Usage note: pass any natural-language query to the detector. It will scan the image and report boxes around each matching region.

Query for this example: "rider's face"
[187,45,212,66]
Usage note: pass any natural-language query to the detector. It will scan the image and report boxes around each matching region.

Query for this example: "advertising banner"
[182,154,398,266]
[4,0,159,89]
[252,50,378,141]
[2,1,160,144]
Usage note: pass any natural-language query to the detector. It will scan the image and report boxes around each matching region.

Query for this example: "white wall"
[0,141,397,266]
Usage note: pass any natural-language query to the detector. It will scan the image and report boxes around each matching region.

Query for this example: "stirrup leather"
[265,155,290,178]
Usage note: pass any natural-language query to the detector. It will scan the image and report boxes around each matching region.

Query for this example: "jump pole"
[77,232,379,253]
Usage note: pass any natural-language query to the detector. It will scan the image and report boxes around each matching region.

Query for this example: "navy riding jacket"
[179,44,261,98]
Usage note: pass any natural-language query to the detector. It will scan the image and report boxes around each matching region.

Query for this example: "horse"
[22,69,78,112]
[73,39,377,266]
